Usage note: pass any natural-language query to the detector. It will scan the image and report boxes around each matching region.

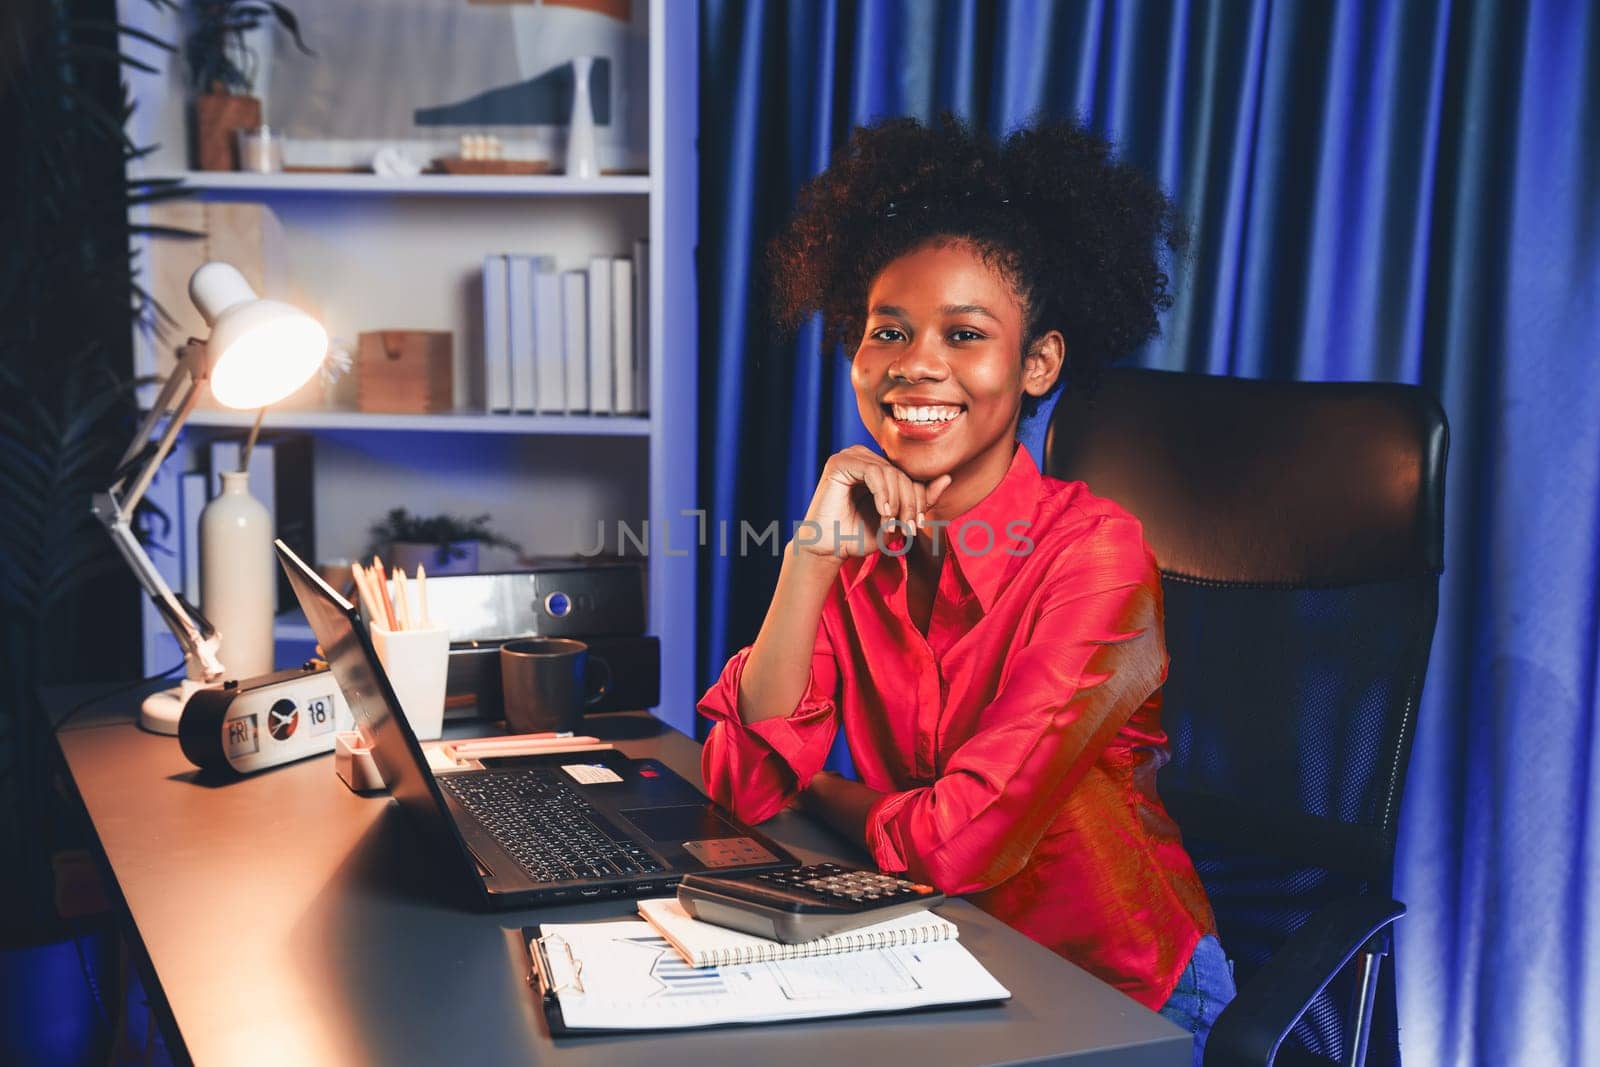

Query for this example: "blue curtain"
[698,1,1600,1064]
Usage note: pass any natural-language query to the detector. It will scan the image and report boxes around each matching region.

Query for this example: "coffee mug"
[499,638,608,733]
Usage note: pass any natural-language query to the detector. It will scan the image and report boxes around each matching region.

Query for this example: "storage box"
[357,331,454,413]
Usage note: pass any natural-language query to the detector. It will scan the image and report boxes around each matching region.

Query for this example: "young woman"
[698,116,1234,1061]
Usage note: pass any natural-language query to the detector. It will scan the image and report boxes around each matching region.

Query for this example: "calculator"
[676,863,945,943]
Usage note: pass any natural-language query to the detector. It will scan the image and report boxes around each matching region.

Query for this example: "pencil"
[360,565,387,629]
[351,562,381,626]
[416,564,431,628]
[371,555,398,630]
[349,561,366,618]
[394,569,413,631]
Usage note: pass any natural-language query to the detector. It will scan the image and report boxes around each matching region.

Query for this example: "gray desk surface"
[53,692,1188,1067]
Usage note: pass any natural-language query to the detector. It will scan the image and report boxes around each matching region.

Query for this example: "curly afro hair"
[767,114,1186,396]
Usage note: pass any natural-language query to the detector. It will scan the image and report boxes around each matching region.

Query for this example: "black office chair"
[1044,367,1447,1067]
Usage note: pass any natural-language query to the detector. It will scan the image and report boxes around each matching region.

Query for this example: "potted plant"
[184,0,314,171]
[3,0,182,1047]
[366,508,524,575]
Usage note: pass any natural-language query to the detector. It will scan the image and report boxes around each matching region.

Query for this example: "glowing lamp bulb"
[188,262,327,410]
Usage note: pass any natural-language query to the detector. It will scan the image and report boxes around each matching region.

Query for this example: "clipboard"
[522,919,1011,1036]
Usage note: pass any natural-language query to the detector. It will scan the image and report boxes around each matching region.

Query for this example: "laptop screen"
[274,540,481,889]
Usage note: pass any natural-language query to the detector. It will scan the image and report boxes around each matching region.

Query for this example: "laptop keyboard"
[440,770,666,884]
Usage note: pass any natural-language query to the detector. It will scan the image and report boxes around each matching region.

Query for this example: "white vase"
[566,55,599,178]
[200,470,275,679]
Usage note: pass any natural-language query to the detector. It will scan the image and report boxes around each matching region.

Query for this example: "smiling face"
[851,239,1064,517]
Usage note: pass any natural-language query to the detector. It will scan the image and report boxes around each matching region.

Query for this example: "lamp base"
[139,679,211,735]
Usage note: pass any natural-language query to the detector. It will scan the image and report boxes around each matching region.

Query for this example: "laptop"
[275,539,798,908]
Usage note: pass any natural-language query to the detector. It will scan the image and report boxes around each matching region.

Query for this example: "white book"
[141,464,185,673]
[529,918,1008,1033]
[610,257,635,414]
[632,237,649,416]
[483,254,512,412]
[637,897,958,969]
[531,263,565,413]
[180,470,208,605]
[507,255,537,413]
[561,271,589,412]
[587,255,613,414]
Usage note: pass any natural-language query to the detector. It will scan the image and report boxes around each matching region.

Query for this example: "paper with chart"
[534,920,1009,1030]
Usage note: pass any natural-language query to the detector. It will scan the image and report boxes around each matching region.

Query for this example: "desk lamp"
[93,262,328,734]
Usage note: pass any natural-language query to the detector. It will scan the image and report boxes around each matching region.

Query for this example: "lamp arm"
[93,340,226,685]
[114,347,195,481]
[93,495,224,684]
[116,357,207,526]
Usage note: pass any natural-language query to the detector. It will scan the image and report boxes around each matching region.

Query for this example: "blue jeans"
[1158,934,1237,1067]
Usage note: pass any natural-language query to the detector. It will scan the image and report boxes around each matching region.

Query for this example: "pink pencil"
[449,736,602,756]
[350,561,381,624]
[370,555,398,631]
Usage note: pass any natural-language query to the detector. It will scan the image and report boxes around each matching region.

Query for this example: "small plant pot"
[194,91,262,170]
[389,540,480,576]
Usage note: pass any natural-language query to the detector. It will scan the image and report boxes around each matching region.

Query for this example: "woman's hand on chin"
[796,446,953,559]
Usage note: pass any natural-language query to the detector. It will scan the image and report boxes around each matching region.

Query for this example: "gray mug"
[499,638,608,733]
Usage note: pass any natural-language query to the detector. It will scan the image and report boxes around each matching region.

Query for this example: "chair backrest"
[1044,367,1446,1065]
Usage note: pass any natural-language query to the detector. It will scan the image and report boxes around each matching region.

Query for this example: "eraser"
[334,731,386,793]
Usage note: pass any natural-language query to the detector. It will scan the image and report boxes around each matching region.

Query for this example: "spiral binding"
[703,919,955,968]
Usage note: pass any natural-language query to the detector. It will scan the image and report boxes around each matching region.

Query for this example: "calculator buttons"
[752,864,930,905]
[678,862,947,943]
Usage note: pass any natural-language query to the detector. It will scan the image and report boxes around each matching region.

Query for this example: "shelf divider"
[170,408,652,437]
[131,171,652,197]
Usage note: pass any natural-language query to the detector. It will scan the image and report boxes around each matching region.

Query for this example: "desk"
[53,690,1189,1066]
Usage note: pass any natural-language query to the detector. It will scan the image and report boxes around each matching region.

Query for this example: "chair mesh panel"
[1159,576,1432,1066]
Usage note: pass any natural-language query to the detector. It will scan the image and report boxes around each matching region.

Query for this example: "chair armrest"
[1203,895,1405,1067]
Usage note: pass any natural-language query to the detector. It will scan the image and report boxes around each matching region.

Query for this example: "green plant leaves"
[365,507,526,559]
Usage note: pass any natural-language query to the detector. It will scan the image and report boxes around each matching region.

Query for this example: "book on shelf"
[141,464,185,672]
[633,237,650,415]
[482,255,512,413]
[561,270,589,412]
[507,255,539,413]
[586,255,613,414]
[179,471,208,605]
[636,896,959,968]
[611,256,635,414]
[476,248,648,418]
[532,263,565,413]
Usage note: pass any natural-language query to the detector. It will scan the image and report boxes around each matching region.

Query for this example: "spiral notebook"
[637,897,959,968]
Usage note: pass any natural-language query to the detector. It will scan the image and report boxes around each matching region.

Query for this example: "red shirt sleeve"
[698,617,841,824]
[864,516,1168,894]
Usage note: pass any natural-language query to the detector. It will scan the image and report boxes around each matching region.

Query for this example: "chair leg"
[1344,951,1383,1067]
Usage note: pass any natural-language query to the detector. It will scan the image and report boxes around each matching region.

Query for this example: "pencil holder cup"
[371,624,450,741]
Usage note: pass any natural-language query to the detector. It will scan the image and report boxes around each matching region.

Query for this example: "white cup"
[370,624,449,741]
[235,125,284,173]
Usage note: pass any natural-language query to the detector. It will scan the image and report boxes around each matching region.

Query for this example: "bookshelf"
[179,408,651,436]
[117,0,702,733]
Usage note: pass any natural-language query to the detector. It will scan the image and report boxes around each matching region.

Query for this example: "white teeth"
[891,404,962,424]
